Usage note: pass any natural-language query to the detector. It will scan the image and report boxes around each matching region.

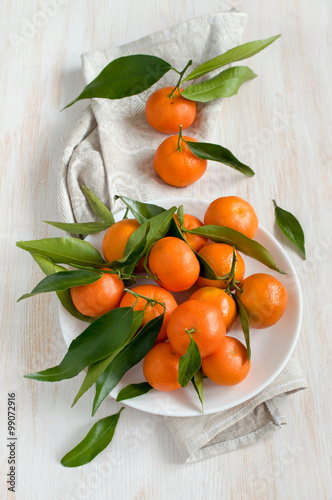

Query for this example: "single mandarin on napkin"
[202,336,251,386]
[236,273,288,329]
[153,134,207,187]
[148,236,200,292]
[70,269,125,318]
[204,196,258,239]
[143,342,181,392]
[145,86,196,134]
[119,284,178,343]
[167,300,226,357]
[196,243,245,289]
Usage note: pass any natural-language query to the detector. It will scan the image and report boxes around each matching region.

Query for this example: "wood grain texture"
[1,1,331,499]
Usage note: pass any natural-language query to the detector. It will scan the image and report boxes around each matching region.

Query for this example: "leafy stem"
[177,124,184,151]
[225,247,242,294]
[123,289,166,314]
[169,59,193,97]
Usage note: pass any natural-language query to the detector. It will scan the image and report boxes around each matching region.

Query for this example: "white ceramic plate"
[59,198,302,417]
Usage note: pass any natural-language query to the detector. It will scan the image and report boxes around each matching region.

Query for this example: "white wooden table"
[1,1,331,499]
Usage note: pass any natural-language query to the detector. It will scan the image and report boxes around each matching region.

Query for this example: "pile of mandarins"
[70,195,288,392]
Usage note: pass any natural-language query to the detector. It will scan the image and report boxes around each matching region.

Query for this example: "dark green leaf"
[24,307,133,382]
[31,254,93,323]
[187,225,286,274]
[61,408,124,467]
[44,220,112,235]
[191,368,204,412]
[273,200,306,259]
[114,195,166,224]
[82,185,115,225]
[63,55,172,109]
[18,270,103,302]
[234,295,251,362]
[72,310,145,406]
[182,66,257,103]
[17,237,104,267]
[92,314,164,415]
[125,207,176,257]
[116,382,152,401]
[186,141,255,177]
[182,35,281,82]
[178,332,202,387]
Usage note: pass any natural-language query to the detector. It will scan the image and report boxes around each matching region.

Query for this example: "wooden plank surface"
[1,1,331,499]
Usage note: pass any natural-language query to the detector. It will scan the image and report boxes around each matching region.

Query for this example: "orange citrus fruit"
[196,243,245,289]
[173,213,208,252]
[102,219,140,263]
[204,196,258,239]
[145,86,196,134]
[189,286,237,332]
[202,336,251,386]
[166,300,226,358]
[119,284,178,343]
[70,269,124,318]
[143,342,181,392]
[153,135,207,187]
[148,236,200,292]
[236,273,288,329]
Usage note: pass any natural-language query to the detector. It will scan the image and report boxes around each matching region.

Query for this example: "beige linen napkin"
[57,12,307,462]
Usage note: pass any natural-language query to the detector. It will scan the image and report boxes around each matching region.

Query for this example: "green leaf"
[116,382,153,401]
[177,205,184,228]
[182,35,281,82]
[191,368,204,412]
[125,207,176,258]
[31,254,92,323]
[63,55,172,109]
[114,195,166,224]
[92,314,164,415]
[16,237,104,267]
[273,200,306,259]
[82,185,115,225]
[61,408,124,467]
[72,310,145,406]
[178,331,202,387]
[186,141,255,177]
[182,66,257,103]
[234,295,251,362]
[18,269,103,302]
[24,307,133,382]
[187,225,286,274]
[44,220,112,235]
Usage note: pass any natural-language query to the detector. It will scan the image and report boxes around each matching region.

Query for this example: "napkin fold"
[57,12,307,462]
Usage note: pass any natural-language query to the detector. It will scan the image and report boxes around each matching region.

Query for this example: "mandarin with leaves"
[102,218,140,263]
[204,196,258,239]
[148,236,200,292]
[154,132,207,187]
[236,273,288,329]
[166,300,226,358]
[173,213,208,252]
[119,284,178,343]
[196,243,245,289]
[70,269,125,318]
[145,86,196,134]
